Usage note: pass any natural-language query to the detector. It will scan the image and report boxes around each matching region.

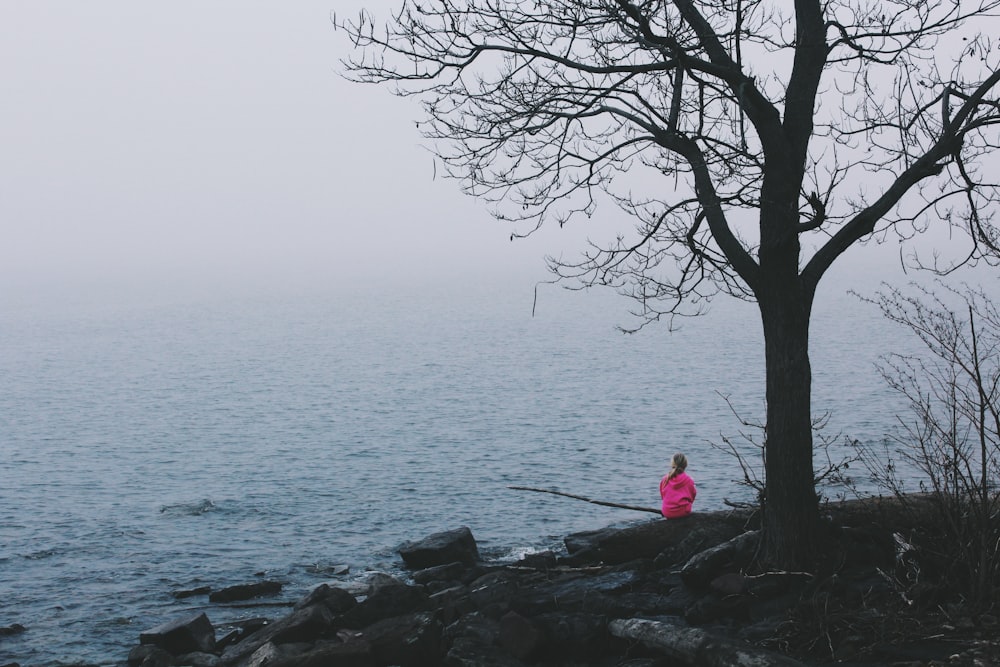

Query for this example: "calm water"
[1,279,911,666]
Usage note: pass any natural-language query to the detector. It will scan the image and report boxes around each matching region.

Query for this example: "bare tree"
[337,0,1000,567]
[863,283,1000,605]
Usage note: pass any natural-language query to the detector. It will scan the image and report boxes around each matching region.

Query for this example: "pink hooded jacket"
[659,471,697,519]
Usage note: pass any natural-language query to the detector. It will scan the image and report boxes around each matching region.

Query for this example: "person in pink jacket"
[659,452,697,519]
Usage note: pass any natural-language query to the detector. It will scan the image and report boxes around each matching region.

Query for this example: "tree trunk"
[758,284,820,569]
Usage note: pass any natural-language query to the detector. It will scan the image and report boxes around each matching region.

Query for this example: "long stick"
[508,486,662,515]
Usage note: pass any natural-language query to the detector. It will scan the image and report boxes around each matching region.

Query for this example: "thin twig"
[508,486,662,515]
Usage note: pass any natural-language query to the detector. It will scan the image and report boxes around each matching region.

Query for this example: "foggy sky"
[0,1,572,298]
[0,2,980,302]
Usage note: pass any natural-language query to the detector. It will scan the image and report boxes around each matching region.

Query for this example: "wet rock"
[399,526,480,569]
[128,644,158,666]
[337,578,430,629]
[270,604,337,644]
[218,606,336,665]
[516,550,557,569]
[139,612,216,655]
[244,642,308,667]
[139,646,176,667]
[411,561,468,586]
[293,583,358,614]
[0,624,26,637]
[209,580,283,603]
[171,586,211,600]
[429,585,476,625]
[468,569,528,618]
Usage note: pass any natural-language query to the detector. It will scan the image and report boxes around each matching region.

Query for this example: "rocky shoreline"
[5,499,998,667]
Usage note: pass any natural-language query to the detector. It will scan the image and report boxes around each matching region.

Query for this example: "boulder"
[564,511,748,565]
[217,606,336,665]
[174,651,218,667]
[446,636,529,667]
[0,624,26,637]
[510,569,638,616]
[442,611,501,647]
[399,526,480,569]
[680,530,760,588]
[468,570,528,618]
[244,642,308,667]
[270,604,337,644]
[363,611,443,666]
[209,580,283,603]
[532,612,618,661]
[267,638,375,667]
[429,585,476,625]
[498,611,542,660]
[293,583,358,614]
[172,586,211,600]
[411,561,469,586]
[139,612,216,655]
[138,646,175,667]
[337,579,430,629]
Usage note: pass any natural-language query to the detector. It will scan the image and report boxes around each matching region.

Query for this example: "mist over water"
[1,278,914,666]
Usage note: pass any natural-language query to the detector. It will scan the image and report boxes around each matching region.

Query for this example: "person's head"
[669,453,688,479]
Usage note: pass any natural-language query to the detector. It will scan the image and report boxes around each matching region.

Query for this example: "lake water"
[0,277,916,666]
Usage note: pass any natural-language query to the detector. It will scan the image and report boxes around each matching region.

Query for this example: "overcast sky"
[0,1,578,299]
[0,2,986,304]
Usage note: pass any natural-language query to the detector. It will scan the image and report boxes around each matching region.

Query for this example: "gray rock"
[0,624,26,637]
[498,611,541,660]
[445,635,528,667]
[337,579,430,630]
[411,561,468,586]
[218,606,336,665]
[267,638,375,667]
[209,581,283,603]
[680,530,760,588]
[399,526,479,569]
[364,611,443,666]
[293,583,357,615]
[140,613,216,655]
[174,651,219,667]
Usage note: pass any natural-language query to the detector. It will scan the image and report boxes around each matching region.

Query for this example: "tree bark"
[757,280,820,569]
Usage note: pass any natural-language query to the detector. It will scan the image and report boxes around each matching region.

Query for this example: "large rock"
[363,612,443,666]
[399,526,480,569]
[337,579,430,629]
[209,580,283,603]
[293,583,358,614]
[680,530,760,588]
[217,605,337,665]
[140,612,216,655]
[564,511,749,565]
[498,611,542,661]
[268,638,374,667]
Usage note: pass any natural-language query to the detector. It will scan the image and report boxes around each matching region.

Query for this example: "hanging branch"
[508,486,662,515]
